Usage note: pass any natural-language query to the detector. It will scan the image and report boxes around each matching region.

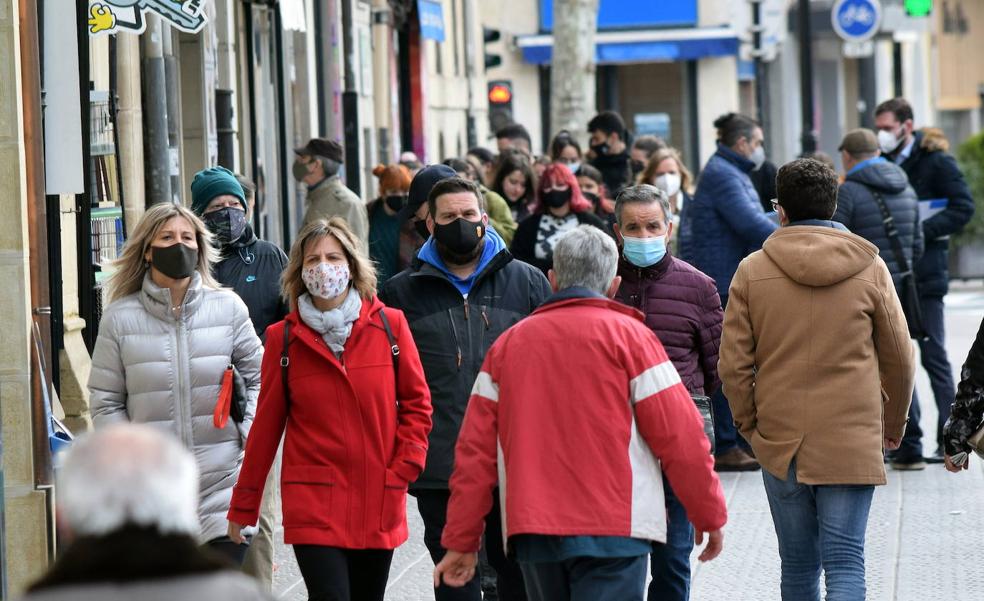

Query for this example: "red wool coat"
[228,296,432,549]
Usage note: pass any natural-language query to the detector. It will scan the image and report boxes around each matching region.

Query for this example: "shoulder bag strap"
[378,310,400,390]
[281,321,291,409]
[871,191,913,275]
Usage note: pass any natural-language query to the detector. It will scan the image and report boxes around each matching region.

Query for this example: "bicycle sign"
[831,0,882,42]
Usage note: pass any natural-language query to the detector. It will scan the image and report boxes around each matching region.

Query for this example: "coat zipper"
[447,308,463,369]
[480,306,490,330]
[174,316,192,447]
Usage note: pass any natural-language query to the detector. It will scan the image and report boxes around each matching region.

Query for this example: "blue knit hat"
[190,166,247,215]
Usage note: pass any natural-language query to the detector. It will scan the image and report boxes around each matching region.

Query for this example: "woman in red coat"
[227,217,432,601]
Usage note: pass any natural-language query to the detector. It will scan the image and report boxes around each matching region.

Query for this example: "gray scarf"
[297,288,362,355]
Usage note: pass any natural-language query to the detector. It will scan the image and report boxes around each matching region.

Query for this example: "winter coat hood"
[846,158,909,195]
[919,127,950,153]
[762,225,879,287]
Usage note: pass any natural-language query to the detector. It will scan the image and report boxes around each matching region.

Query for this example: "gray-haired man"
[613,185,724,601]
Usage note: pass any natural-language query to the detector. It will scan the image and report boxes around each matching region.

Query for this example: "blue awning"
[515,27,740,65]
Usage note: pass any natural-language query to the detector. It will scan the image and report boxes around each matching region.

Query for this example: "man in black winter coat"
[588,111,634,196]
[875,98,975,466]
[381,174,551,601]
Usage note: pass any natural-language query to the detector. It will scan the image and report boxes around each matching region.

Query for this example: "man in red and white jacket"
[434,225,728,601]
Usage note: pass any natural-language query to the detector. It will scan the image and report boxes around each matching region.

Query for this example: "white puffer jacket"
[88,273,263,542]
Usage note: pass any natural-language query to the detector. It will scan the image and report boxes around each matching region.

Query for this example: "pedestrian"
[445,157,518,245]
[466,147,496,185]
[189,167,287,590]
[587,110,633,194]
[21,424,273,601]
[637,147,694,248]
[294,138,369,246]
[943,316,984,473]
[719,158,915,601]
[491,152,537,222]
[227,217,432,601]
[88,202,264,566]
[496,123,533,156]
[532,155,552,179]
[400,151,423,175]
[397,164,460,247]
[714,112,777,212]
[613,185,723,601]
[679,112,777,472]
[630,134,667,178]
[875,97,976,465]
[380,176,551,601]
[575,163,616,219]
[434,225,727,601]
[549,130,582,174]
[367,163,417,284]
[511,163,611,275]
[192,167,289,339]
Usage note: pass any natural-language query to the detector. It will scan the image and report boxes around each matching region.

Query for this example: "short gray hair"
[58,424,200,537]
[614,184,671,226]
[552,226,619,295]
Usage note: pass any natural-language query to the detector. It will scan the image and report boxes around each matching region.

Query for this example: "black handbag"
[691,394,716,455]
[871,192,929,341]
[230,366,248,423]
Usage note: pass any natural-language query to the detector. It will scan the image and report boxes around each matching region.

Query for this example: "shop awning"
[515,27,740,65]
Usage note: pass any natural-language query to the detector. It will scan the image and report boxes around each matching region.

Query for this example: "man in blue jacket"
[679,113,777,471]
[875,98,975,467]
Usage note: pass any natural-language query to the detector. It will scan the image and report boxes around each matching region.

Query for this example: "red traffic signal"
[488,83,512,104]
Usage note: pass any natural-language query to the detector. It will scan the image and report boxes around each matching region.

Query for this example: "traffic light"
[488,80,513,133]
[905,0,931,17]
[484,27,502,71]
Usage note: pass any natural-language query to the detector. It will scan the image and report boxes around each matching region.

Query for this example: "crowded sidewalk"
[270,284,984,600]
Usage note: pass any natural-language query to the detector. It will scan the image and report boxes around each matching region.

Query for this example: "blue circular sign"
[831,0,882,41]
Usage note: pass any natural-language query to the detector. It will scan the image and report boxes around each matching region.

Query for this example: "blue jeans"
[918,295,956,446]
[648,479,693,601]
[762,463,874,601]
[714,295,741,455]
[520,554,647,601]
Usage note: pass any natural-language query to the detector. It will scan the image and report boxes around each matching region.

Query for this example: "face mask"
[590,142,610,157]
[384,194,407,212]
[654,173,682,198]
[877,128,904,155]
[302,262,350,300]
[565,161,581,175]
[433,217,485,256]
[413,219,430,240]
[203,207,248,246]
[543,189,572,209]
[622,234,667,268]
[151,243,199,280]
[583,191,601,206]
[631,160,645,175]
[749,145,766,170]
[292,159,311,182]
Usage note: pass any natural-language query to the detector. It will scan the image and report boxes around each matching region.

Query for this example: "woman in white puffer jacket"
[88,202,263,565]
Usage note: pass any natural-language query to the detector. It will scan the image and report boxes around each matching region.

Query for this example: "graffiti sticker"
[88,0,209,36]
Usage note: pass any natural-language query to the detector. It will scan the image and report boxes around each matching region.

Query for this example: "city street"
[269,283,984,600]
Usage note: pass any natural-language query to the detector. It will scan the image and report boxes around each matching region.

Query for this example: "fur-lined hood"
[919,127,950,153]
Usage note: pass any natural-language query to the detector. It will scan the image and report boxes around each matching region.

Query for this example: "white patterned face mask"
[302,262,351,300]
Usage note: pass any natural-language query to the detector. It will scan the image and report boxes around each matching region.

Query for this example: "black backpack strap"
[379,310,400,387]
[281,321,291,409]
[871,191,913,276]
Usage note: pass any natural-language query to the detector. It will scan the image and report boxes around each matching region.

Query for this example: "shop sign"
[87,0,209,36]
[418,0,445,42]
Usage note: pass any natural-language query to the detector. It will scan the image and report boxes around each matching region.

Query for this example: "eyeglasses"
[770,198,780,212]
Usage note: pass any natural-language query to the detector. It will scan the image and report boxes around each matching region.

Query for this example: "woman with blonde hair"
[88,202,264,565]
[227,217,432,601]
[638,147,694,217]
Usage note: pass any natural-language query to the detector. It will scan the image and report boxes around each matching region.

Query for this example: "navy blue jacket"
[834,158,923,293]
[897,129,975,296]
[679,144,778,299]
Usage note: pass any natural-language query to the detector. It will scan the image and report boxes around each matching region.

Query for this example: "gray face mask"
[749,145,766,170]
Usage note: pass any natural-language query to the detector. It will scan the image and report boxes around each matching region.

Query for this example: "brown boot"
[714,448,760,472]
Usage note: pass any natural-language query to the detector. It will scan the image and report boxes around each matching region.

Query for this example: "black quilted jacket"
[943,316,984,456]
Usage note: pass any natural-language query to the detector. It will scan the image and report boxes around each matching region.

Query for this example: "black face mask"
[543,190,572,209]
[203,207,248,247]
[583,191,601,206]
[433,217,485,258]
[413,219,430,240]
[631,160,645,175]
[385,194,408,212]
[591,141,610,156]
[151,243,198,280]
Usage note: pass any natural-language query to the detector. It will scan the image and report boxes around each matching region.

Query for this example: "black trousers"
[414,488,527,601]
[293,545,394,601]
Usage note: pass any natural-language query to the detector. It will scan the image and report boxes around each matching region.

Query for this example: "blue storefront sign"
[539,0,697,32]
[418,0,445,42]
[831,0,882,41]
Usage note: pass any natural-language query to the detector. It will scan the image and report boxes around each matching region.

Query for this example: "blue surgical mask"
[566,161,581,174]
[622,234,667,268]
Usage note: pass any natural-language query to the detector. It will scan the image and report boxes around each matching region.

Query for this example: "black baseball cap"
[398,164,457,221]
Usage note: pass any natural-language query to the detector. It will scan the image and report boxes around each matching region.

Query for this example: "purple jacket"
[615,253,723,396]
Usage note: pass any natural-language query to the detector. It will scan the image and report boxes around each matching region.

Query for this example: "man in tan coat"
[293,138,368,248]
[719,158,915,601]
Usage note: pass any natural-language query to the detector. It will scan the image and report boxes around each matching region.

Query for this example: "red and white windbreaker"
[442,295,728,553]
